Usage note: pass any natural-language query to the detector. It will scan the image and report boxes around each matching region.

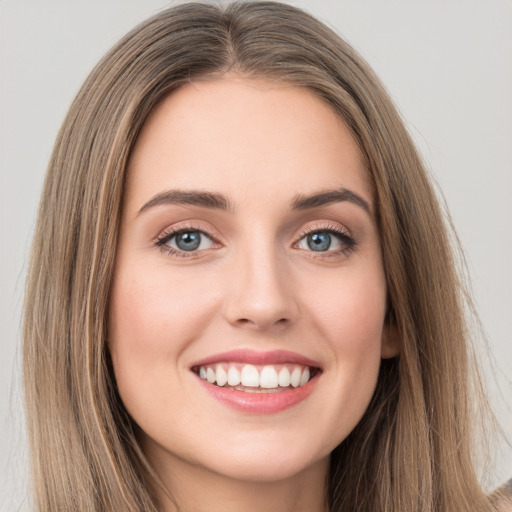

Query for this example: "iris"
[307,232,331,251]
[176,231,202,251]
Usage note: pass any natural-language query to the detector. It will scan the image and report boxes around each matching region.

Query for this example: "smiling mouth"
[192,363,321,393]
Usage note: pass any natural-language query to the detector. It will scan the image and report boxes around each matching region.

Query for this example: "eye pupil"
[307,232,331,251]
[176,231,201,251]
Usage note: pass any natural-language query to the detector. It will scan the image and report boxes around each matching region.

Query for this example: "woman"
[22,2,511,511]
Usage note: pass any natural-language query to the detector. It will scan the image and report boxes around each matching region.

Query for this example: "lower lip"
[196,375,319,414]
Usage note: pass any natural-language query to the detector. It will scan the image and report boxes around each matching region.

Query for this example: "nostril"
[233,316,291,330]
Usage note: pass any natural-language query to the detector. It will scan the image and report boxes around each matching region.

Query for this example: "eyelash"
[294,223,357,257]
[154,222,357,258]
[155,225,216,258]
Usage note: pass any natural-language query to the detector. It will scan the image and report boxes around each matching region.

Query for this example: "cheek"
[107,260,221,406]
[110,262,216,353]
[107,260,225,435]
[306,266,387,354]
[301,266,387,431]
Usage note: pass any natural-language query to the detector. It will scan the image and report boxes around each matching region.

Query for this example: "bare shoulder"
[493,479,512,512]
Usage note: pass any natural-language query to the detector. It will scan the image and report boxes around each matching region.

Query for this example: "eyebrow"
[291,188,371,214]
[138,189,233,215]
[137,186,371,216]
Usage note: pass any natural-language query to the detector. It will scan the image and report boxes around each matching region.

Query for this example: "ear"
[381,321,400,359]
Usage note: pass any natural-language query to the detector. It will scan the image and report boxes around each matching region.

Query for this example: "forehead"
[126,76,371,210]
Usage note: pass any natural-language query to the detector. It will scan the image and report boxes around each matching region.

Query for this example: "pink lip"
[191,349,322,414]
[196,374,319,414]
[191,349,322,368]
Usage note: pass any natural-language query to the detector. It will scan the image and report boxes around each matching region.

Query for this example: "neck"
[146,445,330,512]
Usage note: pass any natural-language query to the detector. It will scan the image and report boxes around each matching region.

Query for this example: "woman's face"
[109,77,397,484]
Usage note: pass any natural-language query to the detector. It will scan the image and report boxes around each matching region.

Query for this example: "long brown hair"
[23,2,495,510]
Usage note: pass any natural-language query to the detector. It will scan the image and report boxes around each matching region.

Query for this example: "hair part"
[23,2,495,511]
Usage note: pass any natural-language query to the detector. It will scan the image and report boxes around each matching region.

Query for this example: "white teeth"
[215,365,228,387]
[259,366,278,389]
[300,367,310,386]
[197,363,314,389]
[227,366,241,386]
[206,367,216,383]
[278,367,291,387]
[241,364,260,387]
[290,366,302,388]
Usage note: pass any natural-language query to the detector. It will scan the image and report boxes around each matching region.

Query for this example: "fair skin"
[109,76,398,512]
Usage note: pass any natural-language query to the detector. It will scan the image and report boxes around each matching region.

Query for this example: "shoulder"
[493,479,512,512]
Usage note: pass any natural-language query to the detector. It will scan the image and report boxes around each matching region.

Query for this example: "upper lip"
[191,349,322,369]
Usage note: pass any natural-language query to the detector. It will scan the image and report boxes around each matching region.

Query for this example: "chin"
[206,449,328,483]
[190,430,332,483]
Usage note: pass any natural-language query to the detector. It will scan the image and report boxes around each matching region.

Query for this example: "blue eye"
[306,232,332,252]
[296,228,355,254]
[175,231,201,251]
[157,229,214,253]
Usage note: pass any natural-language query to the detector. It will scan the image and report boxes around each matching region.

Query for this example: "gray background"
[1,1,511,509]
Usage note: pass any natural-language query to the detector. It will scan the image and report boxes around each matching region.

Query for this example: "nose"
[223,243,299,332]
